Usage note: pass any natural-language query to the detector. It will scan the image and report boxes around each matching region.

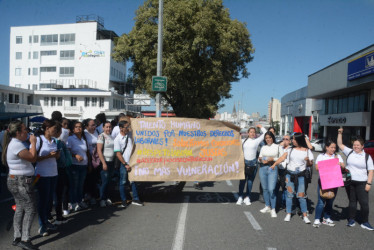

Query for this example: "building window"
[16,52,22,60]
[57,97,62,106]
[33,51,38,59]
[60,50,75,60]
[71,97,77,106]
[92,97,97,107]
[84,97,90,107]
[16,36,22,44]
[15,68,22,76]
[28,52,31,59]
[33,35,39,43]
[15,95,19,104]
[32,84,38,90]
[325,91,369,114]
[51,97,56,106]
[40,67,56,72]
[9,94,14,103]
[44,97,49,106]
[40,34,58,45]
[59,67,74,77]
[40,50,57,56]
[99,97,104,108]
[33,68,38,76]
[60,33,75,44]
[29,36,32,43]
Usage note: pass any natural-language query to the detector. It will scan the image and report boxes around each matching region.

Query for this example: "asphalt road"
[1,151,374,250]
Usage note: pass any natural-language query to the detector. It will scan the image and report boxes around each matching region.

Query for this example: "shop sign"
[328,116,346,124]
[347,50,374,81]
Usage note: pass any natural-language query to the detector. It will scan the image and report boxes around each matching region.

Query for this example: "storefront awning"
[0,112,42,121]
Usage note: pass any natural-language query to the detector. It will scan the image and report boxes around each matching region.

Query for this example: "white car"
[311,139,324,152]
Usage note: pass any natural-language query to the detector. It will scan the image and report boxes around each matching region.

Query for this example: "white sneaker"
[284,214,291,222]
[236,197,243,205]
[100,200,107,207]
[243,197,251,206]
[322,218,335,227]
[63,210,69,216]
[260,206,271,213]
[271,209,277,218]
[106,199,112,206]
[313,219,321,228]
[303,216,311,224]
[74,204,82,212]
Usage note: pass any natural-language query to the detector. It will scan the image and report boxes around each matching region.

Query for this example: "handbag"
[91,134,105,169]
[245,164,256,175]
[341,168,351,187]
[320,188,335,199]
[114,135,129,170]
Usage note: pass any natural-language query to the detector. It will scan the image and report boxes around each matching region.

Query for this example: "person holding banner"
[258,131,283,217]
[3,121,38,250]
[313,140,344,228]
[271,133,314,224]
[337,128,374,230]
[237,124,267,206]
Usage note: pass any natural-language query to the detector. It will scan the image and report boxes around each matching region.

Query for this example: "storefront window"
[326,91,368,114]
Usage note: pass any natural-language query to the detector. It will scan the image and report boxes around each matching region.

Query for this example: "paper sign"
[128,118,245,181]
[318,158,344,190]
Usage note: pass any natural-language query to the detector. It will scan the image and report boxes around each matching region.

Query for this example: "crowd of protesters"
[1,111,143,250]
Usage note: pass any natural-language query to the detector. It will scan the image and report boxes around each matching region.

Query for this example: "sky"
[0,0,373,116]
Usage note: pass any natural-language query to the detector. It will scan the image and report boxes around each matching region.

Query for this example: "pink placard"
[318,158,344,190]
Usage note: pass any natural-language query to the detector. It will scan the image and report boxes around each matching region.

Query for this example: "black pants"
[55,168,69,220]
[348,180,369,223]
[84,166,101,199]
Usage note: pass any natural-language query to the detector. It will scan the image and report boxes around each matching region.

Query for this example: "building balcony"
[63,106,83,114]
[0,102,43,114]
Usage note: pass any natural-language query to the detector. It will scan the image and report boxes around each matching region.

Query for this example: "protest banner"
[128,118,245,181]
[318,158,344,190]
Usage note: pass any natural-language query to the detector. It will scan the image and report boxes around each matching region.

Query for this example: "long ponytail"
[1,120,23,167]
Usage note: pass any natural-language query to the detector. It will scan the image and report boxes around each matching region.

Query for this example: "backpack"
[91,135,105,169]
[32,135,44,167]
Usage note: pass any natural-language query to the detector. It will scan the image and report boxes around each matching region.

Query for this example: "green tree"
[113,0,254,118]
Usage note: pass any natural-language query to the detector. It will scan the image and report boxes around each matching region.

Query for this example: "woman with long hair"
[271,133,314,224]
[337,128,374,230]
[2,120,38,249]
[313,140,344,228]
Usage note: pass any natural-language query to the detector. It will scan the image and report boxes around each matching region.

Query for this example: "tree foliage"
[113,0,254,118]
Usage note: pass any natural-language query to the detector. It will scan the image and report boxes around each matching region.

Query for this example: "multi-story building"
[268,97,281,123]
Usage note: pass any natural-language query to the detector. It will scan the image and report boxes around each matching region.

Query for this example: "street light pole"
[156,0,164,118]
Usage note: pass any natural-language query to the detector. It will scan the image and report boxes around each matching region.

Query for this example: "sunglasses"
[283,138,290,141]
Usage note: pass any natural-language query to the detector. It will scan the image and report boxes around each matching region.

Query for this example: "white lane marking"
[226,180,233,186]
[0,197,14,204]
[232,191,239,200]
[172,196,190,250]
[244,211,262,231]
[267,248,277,250]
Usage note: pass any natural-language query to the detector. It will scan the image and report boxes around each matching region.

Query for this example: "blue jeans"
[259,165,278,209]
[238,159,258,199]
[37,176,57,228]
[100,161,114,200]
[119,163,139,201]
[285,171,307,214]
[66,164,87,204]
[315,180,336,220]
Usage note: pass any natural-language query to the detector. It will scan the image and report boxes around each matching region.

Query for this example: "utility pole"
[155,0,164,118]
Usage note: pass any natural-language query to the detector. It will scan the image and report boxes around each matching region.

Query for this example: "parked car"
[275,136,283,144]
[364,140,374,160]
[310,139,324,152]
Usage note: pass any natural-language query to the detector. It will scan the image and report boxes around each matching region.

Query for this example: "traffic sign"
[152,76,167,92]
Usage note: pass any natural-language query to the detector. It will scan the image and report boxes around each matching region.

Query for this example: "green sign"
[152,76,167,92]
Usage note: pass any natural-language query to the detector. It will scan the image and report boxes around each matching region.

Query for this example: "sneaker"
[63,210,70,216]
[243,197,251,206]
[260,206,271,213]
[132,200,144,206]
[106,199,113,206]
[271,209,277,218]
[18,240,39,250]
[47,216,55,224]
[322,218,335,227]
[284,214,291,222]
[90,198,97,205]
[347,219,356,227]
[100,200,107,207]
[68,203,73,211]
[313,219,321,228]
[361,222,374,231]
[12,237,21,246]
[236,197,243,205]
[74,204,82,212]
[119,200,129,209]
[46,222,57,231]
[303,216,311,224]
[79,201,88,209]
[54,217,68,225]
[38,227,49,237]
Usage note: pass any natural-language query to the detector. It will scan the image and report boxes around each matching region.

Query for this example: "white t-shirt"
[59,127,69,143]
[259,143,283,162]
[67,134,88,165]
[111,125,120,139]
[7,138,34,176]
[286,148,314,172]
[84,129,98,155]
[97,133,115,162]
[280,146,291,169]
[315,153,343,165]
[33,135,58,177]
[114,133,133,163]
[242,127,267,161]
[343,147,374,182]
